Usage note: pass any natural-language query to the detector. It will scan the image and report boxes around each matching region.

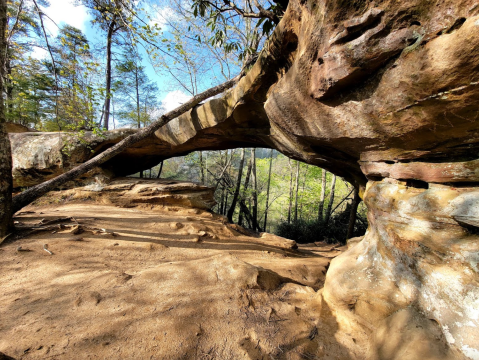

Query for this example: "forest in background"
[135,150,368,244]
[4,0,366,244]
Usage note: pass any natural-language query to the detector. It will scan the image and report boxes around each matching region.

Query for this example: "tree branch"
[12,71,245,213]
[32,0,60,127]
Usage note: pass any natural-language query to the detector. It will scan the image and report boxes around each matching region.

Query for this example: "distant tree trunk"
[156,161,164,179]
[299,164,308,220]
[238,150,252,227]
[263,149,274,231]
[137,77,142,179]
[287,159,294,224]
[224,189,229,215]
[325,174,337,224]
[199,151,205,184]
[294,161,300,222]
[318,170,326,222]
[0,0,13,238]
[227,148,245,223]
[219,184,226,215]
[112,96,116,129]
[204,152,208,185]
[103,20,116,130]
[251,149,259,231]
[135,65,140,129]
[346,188,361,240]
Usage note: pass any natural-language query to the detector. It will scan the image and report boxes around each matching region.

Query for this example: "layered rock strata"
[8,0,479,358]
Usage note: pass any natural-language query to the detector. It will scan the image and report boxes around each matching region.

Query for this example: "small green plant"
[276,204,367,245]
[61,120,106,157]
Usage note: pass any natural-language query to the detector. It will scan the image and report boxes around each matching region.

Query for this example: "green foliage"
[190,0,284,62]
[276,204,368,245]
[113,50,160,128]
[61,120,106,157]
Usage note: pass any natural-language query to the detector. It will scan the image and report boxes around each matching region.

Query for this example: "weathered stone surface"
[40,178,216,210]
[8,0,479,358]
[323,180,479,359]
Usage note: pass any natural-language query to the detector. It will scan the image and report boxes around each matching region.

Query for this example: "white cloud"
[30,0,90,59]
[147,4,176,31]
[161,90,191,112]
[41,0,90,36]
[30,46,48,60]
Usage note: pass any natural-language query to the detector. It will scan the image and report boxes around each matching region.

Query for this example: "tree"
[263,148,273,230]
[347,188,361,239]
[4,0,48,127]
[191,0,285,61]
[113,51,159,129]
[5,56,54,128]
[79,0,124,129]
[1,0,13,239]
[324,174,337,224]
[12,71,244,213]
[227,147,245,223]
[238,149,253,227]
[5,0,40,104]
[318,169,326,221]
[53,25,102,130]
[287,158,294,223]
[293,160,300,222]
[251,148,260,231]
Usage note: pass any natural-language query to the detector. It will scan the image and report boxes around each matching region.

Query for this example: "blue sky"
[34,0,192,111]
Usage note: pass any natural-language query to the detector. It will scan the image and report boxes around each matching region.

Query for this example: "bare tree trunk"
[32,0,59,127]
[324,174,337,225]
[103,20,116,130]
[263,149,273,231]
[287,159,293,224]
[12,72,244,213]
[215,171,255,229]
[205,152,208,185]
[346,188,361,240]
[219,184,226,215]
[299,164,308,220]
[294,161,300,222]
[318,169,326,222]
[0,0,13,239]
[251,148,259,231]
[227,148,245,223]
[156,161,164,179]
[238,149,252,227]
[112,96,116,129]
[199,151,205,184]
[136,65,140,129]
[224,188,229,215]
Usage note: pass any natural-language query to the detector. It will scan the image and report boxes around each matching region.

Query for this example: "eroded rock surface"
[323,180,479,359]
[8,0,479,358]
[77,178,217,210]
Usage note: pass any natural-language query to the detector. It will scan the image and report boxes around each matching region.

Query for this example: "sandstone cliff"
[9,0,479,358]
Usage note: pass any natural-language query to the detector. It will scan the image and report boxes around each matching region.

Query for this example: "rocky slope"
[7,0,479,358]
[0,180,353,360]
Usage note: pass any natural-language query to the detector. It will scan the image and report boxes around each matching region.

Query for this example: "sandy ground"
[0,202,352,360]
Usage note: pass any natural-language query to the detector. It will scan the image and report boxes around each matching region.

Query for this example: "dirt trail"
[0,201,353,360]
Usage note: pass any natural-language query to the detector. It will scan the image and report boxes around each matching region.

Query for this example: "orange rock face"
[8,0,479,358]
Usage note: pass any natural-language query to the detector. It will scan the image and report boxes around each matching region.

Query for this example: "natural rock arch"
[9,0,479,358]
